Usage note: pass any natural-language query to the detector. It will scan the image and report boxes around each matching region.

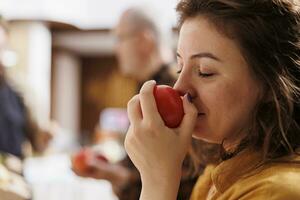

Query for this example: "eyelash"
[198,72,214,77]
[176,69,214,77]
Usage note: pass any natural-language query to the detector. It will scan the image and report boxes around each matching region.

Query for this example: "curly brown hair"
[177,0,300,162]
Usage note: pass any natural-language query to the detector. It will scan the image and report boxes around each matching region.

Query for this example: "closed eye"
[198,72,214,77]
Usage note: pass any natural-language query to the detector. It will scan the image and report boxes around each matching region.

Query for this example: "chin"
[192,131,209,140]
[192,130,221,144]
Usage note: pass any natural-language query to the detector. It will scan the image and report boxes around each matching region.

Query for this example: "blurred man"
[0,16,51,158]
[114,6,175,88]
[73,6,202,200]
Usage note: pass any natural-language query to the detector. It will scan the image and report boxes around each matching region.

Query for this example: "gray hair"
[124,5,174,55]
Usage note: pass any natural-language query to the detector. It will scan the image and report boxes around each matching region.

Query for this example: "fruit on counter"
[153,85,184,128]
[72,148,109,174]
[72,148,92,173]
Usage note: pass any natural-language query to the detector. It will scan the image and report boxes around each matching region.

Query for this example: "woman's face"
[174,16,262,145]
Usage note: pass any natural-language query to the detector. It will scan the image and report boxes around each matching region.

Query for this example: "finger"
[139,80,163,123]
[179,93,198,141]
[127,95,142,124]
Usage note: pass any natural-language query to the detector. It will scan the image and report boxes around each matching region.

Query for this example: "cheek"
[200,80,260,141]
[117,45,126,59]
[201,82,240,115]
[120,47,135,64]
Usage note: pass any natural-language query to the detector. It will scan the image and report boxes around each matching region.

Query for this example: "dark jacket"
[0,82,26,157]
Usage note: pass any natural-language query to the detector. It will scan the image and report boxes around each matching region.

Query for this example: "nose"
[173,69,197,98]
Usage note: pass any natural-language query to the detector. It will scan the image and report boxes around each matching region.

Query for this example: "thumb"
[179,93,198,142]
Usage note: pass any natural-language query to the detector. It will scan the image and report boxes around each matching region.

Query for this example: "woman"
[125,0,300,199]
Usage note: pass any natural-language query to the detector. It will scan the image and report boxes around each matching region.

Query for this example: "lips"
[198,113,205,116]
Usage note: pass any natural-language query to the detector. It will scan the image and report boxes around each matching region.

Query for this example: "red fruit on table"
[73,148,92,173]
[153,85,184,128]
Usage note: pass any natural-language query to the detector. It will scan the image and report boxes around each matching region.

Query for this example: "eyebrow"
[176,52,222,62]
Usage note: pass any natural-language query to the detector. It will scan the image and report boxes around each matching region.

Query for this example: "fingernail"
[150,80,156,85]
[187,93,192,103]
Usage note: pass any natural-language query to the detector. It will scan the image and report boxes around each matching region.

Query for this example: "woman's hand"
[124,80,198,200]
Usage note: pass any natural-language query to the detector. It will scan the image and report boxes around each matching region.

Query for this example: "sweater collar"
[211,148,263,193]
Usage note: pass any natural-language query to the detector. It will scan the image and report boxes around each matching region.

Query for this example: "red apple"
[153,85,184,128]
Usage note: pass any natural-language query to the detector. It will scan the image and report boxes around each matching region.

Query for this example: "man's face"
[114,19,143,78]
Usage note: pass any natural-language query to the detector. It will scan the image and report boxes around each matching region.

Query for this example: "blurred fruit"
[72,149,91,173]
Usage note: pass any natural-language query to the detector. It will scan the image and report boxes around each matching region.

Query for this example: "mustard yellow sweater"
[190,150,300,200]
